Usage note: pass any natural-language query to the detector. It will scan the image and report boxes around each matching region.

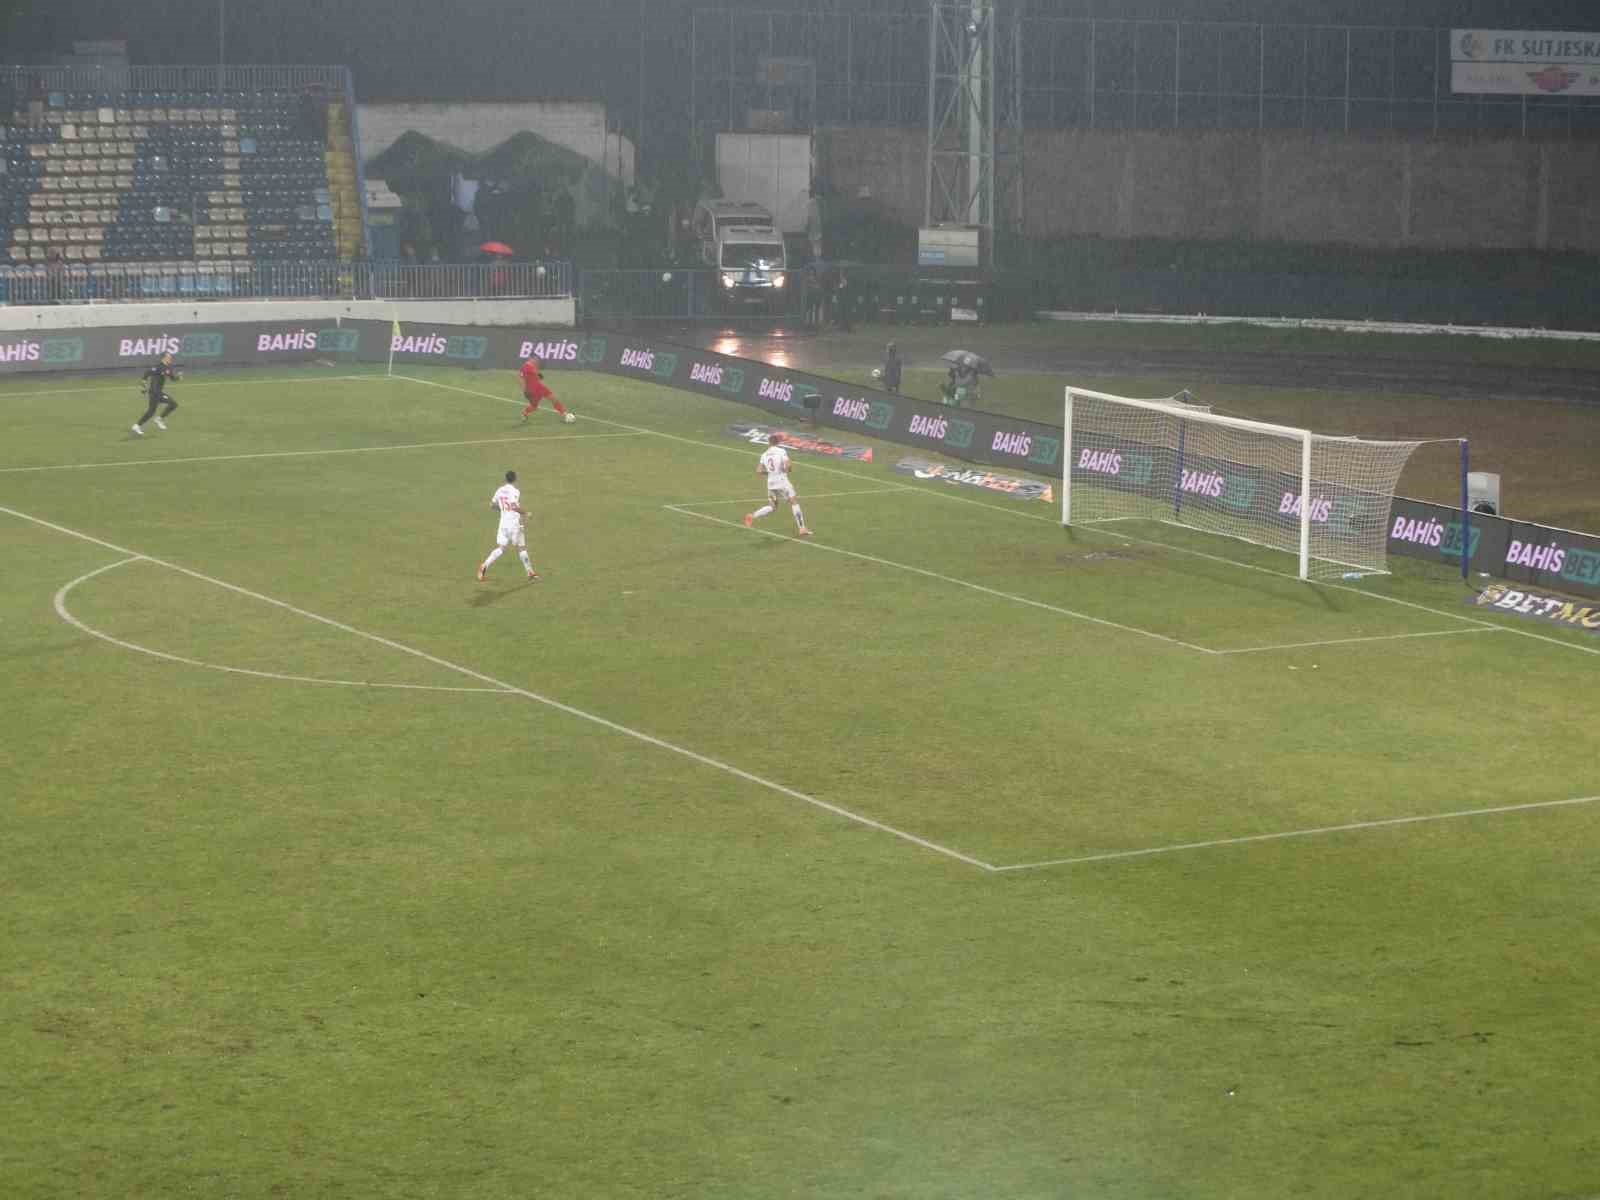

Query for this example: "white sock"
[483,547,504,569]
[791,504,806,530]
[753,504,774,520]
[518,550,533,571]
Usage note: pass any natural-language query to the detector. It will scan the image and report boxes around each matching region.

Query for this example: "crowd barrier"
[0,261,573,306]
[5,316,1596,600]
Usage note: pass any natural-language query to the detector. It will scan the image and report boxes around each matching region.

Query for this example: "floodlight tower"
[924,1,1023,267]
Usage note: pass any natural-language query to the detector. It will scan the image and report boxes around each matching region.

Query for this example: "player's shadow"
[467,587,520,608]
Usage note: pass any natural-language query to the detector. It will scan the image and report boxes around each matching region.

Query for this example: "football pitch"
[3,357,1598,1198]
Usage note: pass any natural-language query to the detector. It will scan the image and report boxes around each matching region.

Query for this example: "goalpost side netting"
[1062,386,1436,582]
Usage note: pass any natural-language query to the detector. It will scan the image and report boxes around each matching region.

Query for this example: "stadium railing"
[0,259,573,305]
[0,64,352,99]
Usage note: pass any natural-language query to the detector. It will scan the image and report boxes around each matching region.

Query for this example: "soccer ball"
[563,412,576,424]
[661,272,673,283]
[871,367,882,380]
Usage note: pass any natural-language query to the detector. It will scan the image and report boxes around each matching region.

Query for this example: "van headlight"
[721,272,737,288]
[771,272,786,288]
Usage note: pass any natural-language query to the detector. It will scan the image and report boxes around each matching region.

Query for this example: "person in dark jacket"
[880,341,902,394]
[131,352,181,435]
[833,269,853,331]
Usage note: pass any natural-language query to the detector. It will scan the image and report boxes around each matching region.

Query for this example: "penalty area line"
[3,501,993,873]
[665,503,1217,656]
[995,793,1600,871]
[1214,626,1505,654]
[670,486,911,507]
[1067,524,1600,661]
[394,375,1599,661]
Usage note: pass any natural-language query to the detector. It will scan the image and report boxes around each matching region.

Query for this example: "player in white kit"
[478,469,539,581]
[743,433,811,536]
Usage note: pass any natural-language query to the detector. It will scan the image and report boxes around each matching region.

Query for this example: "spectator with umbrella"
[939,349,992,407]
[479,242,515,296]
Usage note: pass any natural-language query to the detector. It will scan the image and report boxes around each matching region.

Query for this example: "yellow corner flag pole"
[387,315,401,377]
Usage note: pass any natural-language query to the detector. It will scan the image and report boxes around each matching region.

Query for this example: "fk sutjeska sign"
[1451,29,1600,95]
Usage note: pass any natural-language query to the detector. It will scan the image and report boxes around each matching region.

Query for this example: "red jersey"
[520,357,551,399]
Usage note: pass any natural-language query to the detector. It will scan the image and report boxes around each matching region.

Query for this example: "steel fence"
[0,260,573,305]
[692,12,1600,140]
[575,266,1007,326]
[0,64,353,101]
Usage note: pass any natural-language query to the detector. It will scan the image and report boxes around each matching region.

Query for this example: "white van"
[693,200,789,311]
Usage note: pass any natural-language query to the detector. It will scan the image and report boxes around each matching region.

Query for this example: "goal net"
[1062,386,1427,581]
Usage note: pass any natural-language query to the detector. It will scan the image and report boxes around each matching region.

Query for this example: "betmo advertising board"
[7,318,1597,598]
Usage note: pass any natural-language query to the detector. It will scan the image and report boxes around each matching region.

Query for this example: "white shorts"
[496,520,526,548]
[767,481,796,502]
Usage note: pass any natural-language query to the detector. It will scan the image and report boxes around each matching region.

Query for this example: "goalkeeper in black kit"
[131,351,181,435]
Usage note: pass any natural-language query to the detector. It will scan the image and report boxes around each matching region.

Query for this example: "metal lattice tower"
[924,1,1024,266]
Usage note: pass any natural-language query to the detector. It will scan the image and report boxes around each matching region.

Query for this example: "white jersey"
[758,445,792,491]
[492,483,522,524]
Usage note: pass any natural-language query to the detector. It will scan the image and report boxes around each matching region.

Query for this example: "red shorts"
[523,380,553,403]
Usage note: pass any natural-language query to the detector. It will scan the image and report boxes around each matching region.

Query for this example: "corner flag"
[387,317,401,376]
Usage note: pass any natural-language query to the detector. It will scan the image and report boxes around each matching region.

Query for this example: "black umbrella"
[940,349,994,375]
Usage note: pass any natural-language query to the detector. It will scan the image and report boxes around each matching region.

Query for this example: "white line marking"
[0,430,646,474]
[1214,626,1505,654]
[392,374,892,483]
[1075,524,1600,660]
[54,556,514,694]
[392,374,1600,663]
[995,793,1600,871]
[5,503,992,871]
[0,373,377,400]
[666,503,1218,655]
[672,486,910,507]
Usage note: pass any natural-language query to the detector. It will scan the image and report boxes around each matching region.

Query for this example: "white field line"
[390,373,898,485]
[35,367,1589,659]
[666,502,1218,655]
[1214,626,1505,655]
[1076,524,1600,660]
[399,374,1562,662]
[995,793,1600,871]
[0,373,378,400]
[672,485,911,507]
[0,430,647,475]
[5,503,993,872]
[55,556,514,694]
[384,375,1600,666]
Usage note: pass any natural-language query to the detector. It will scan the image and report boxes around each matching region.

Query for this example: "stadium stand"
[1,73,367,297]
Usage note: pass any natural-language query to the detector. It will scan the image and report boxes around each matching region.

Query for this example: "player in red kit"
[519,357,571,422]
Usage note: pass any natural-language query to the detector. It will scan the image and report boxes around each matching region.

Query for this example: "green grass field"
[3,352,1599,1199]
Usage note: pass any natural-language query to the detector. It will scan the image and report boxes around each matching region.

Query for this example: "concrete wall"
[0,298,575,333]
[816,126,1600,253]
[357,100,635,192]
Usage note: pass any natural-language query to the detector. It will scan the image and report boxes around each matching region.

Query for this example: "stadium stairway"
[323,99,364,259]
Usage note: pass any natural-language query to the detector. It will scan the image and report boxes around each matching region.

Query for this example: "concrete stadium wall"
[0,298,575,333]
[817,127,1600,253]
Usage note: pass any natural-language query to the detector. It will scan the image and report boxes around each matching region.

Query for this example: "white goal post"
[1062,386,1431,581]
